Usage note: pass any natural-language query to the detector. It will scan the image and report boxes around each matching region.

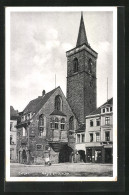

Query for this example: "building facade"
[10,116,18,162]
[75,98,113,163]
[16,87,78,164]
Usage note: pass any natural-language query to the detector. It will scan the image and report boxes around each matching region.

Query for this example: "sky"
[10,11,113,112]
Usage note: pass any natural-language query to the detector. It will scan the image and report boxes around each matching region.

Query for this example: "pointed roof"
[76,12,88,47]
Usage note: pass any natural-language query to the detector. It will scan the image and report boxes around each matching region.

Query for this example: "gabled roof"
[50,110,66,117]
[23,87,59,115]
[88,97,113,116]
[76,12,88,47]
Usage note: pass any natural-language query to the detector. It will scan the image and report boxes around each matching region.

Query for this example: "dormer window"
[73,58,78,73]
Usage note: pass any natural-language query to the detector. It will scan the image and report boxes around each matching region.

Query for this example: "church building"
[16,12,99,164]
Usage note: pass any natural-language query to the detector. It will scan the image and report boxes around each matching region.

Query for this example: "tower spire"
[76,12,88,47]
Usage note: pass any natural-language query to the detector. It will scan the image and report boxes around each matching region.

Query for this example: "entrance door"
[105,148,112,163]
[22,150,27,163]
[59,145,73,163]
[86,148,92,162]
[95,150,102,163]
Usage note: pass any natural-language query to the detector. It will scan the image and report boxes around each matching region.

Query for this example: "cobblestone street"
[10,163,113,177]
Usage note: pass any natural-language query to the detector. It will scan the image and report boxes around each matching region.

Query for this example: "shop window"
[69,116,74,130]
[96,133,100,142]
[55,95,62,111]
[36,144,42,150]
[105,131,110,141]
[77,134,80,143]
[82,134,85,142]
[73,58,78,73]
[61,118,65,130]
[96,119,100,126]
[90,133,93,142]
[55,117,59,129]
[105,117,110,125]
[90,120,93,127]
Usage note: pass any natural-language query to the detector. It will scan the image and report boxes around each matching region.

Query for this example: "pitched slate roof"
[23,87,59,115]
[88,97,113,116]
[50,110,66,117]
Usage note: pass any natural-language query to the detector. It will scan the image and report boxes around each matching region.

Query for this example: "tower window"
[88,58,93,73]
[69,116,74,130]
[55,95,62,111]
[73,58,78,73]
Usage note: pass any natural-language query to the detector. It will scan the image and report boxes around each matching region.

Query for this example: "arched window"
[88,58,93,73]
[61,118,65,130]
[69,116,74,130]
[55,117,59,129]
[50,117,54,129]
[73,58,78,73]
[39,114,44,136]
[55,95,62,111]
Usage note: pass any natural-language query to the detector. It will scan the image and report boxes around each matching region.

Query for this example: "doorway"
[86,148,92,162]
[105,148,112,163]
[95,149,102,163]
[78,150,86,162]
[59,145,73,163]
[22,149,27,163]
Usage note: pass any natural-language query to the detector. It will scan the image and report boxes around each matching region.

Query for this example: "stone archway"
[78,150,86,162]
[59,144,73,163]
[22,149,27,163]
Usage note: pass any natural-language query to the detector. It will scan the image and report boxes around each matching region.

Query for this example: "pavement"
[10,162,113,177]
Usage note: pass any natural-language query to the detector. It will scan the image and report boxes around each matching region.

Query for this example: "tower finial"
[76,12,88,47]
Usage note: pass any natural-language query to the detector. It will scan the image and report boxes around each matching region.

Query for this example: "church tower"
[66,12,98,124]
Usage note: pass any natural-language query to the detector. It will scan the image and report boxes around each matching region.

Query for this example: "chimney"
[42,90,46,97]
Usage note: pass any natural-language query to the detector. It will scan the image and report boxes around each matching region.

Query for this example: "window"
[90,133,93,142]
[96,133,100,142]
[69,116,74,130]
[77,134,80,143]
[88,58,93,73]
[105,131,110,141]
[36,144,42,150]
[10,136,12,144]
[90,120,93,127]
[25,115,27,121]
[10,122,13,131]
[103,108,105,113]
[55,95,62,111]
[110,107,112,112]
[55,117,59,129]
[22,127,26,136]
[96,119,100,126]
[39,114,44,133]
[50,117,54,129]
[61,118,65,130]
[69,131,73,136]
[105,117,110,125]
[82,134,85,142]
[106,107,109,112]
[73,58,78,73]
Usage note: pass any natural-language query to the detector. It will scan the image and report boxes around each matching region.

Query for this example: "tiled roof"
[50,110,66,116]
[88,97,113,116]
[23,87,59,115]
